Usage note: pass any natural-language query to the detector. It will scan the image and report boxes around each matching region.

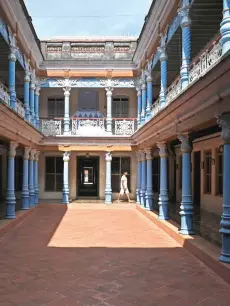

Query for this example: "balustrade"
[15,98,26,118]
[0,81,10,105]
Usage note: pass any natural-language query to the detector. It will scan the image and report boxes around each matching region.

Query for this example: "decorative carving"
[63,152,70,162]
[35,151,40,162]
[217,113,230,144]
[157,142,168,157]
[178,0,191,28]
[105,152,112,162]
[24,147,31,160]
[72,118,105,135]
[178,134,192,153]
[15,98,26,118]
[140,151,146,161]
[30,149,36,160]
[114,119,135,136]
[145,148,153,160]
[8,26,18,55]
[63,86,71,96]
[136,151,142,162]
[0,81,10,105]
[166,78,182,105]
[8,142,18,157]
[40,119,62,136]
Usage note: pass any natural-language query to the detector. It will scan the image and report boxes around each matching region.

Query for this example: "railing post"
[158,35,168,107]
[63,87,71,135]
[220,0,230,55]
[179,0,191,89]
[105,152,112,204]
[217,113,230,263]
[106,88,113,135]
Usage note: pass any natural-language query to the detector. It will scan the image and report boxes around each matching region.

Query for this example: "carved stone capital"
[8,142,18,157]
[178,0,191,28]
[158,46,168,62]
[178,134,192,153]
[63,152,70,162]
[35,151,40,162]
[8,51,17,62]
[63,87,71,97]
[105,152,112,162]
[24,72,30,82]
[157,142,168,157]
[141,83,146,90]
[35,86,41,96]
[106,88,113,97]
[140,151,146,161]
[30,83,35,90]
[136,88,141,96]
[30,149,36,161]
[217,113,230,144]
[136,151,142,162]
[145,148,153,160]
[24,147,31,160]
[146,74,153,82]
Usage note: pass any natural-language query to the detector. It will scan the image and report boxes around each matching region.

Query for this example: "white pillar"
[63,87,71,135]
[106,88,113,135]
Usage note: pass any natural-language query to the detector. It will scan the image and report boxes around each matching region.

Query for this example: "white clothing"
[120,175,129,194]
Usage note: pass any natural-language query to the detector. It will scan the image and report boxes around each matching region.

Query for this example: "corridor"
[0,204,229,306]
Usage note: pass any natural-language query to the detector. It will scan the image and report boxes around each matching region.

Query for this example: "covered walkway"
[0,204,229,306]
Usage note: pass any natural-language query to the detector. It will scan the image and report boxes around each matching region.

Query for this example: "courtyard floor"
[0,204,229,306]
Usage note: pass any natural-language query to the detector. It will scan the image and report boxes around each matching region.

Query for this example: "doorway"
[193,151,201,207]
[77,156,99,198]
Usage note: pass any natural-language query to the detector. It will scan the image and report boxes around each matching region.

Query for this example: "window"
[152,157,160,193]
[216,149,223,195]
[204,150,212,194]
[111,157,131,192]
[78,90,99,111]
[15,156,23,191]
[48,97,64,118]
[112,97,129,118]
[45,157,63,191]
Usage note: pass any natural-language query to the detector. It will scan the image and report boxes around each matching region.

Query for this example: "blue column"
[218,113,230,263]
[146,74,153,120]
[178,134,194,235]
[34,86,40,129]
[136,151,142,204]
[140,151,146,207]
[136,85,142,128]
[157,143,169,220]
[62,152,70,204]
[105,152,112,204]
[21,147,30,210]
[158,45,168,107]
[29,149,36,207]
[24,71,30,121]
[140,74,147,125]
[220,0,230,55]
[145,148,153,211]
[63,87,71,135]
[106,89,113,135]
[179,0,191,89]
[30,71,35,126]
[5,142,18,219]
[8,51,17,110]
[34,151,39,205]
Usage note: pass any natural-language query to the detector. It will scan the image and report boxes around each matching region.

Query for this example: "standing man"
[117,172,130,203]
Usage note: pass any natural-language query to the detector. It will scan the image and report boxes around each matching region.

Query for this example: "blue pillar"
[220,0,230,55]
[34,151,39,205]
[8,51,17,110]
[140,73,147,125]
[179,0,191,89]
[157,143,169,220]
[106,88,113,135]
[136,85,142,128]
[34,86,40,130]
[136,151,142,204]
[30,71,35,126]
[62,152,70,204]
[158,44,168,107]
[29,149,36,207]
[178,134,194,235]
[140,151,146,207]
[21,147,30,210]
[105,152,112,204]
[218,113,230,263]
[24,71,30,121]
[146,74,153,120]
[145,148,153,211]
[5,142,18,219]
[63,87,71,135]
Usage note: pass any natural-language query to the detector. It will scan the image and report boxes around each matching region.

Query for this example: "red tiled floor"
[0,204,229,306]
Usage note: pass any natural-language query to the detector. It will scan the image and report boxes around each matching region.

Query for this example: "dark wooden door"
[193,151,201,207]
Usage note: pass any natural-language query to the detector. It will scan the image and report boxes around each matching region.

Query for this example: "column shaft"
[30,84,35,126]
[136,152,142,204]
[29,150,36,207]
[146,76,153,120]
[136,87,142,128]
[145,149,153,210]
[34,152,39,205]
[24,73,30,121]
[62,152,70,204]
[8,53,17,110]
[140,152,146,207]
[106,89,113,135]
[220,0,230,54]
[141,83,147,125]
[105,152,112,204]
[34,87,40,129]
[5,143,18,218]
[21,147,30,210]
[159,59,167,106]
[63,88,71,135]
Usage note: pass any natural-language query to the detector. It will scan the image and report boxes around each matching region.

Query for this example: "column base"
[179,229,195,235]
[21,198,30,210]
[5,214,16,219]
[62,191,69,204]
[219,254,230,264]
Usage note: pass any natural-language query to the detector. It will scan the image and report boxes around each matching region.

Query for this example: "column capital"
[9,142,18,157]
[157,142,168,157]
[35,85,41,96]
[158,46,168,62]
[106,88,113,96]
[178,134,192,153]
[140,150,146,161]
[24,70,31,82]
[141,83,146,90]
[63,87,71,96]
[136,151,142,162]
[35,151,40,161]
[217,113,230,144]
[30,83,35,90]
[24,147,31,160]
[105,152,112,162]
[178,1,191,28]
[63,152,70,162]
[145,148,153,160]
[30,149,36,160]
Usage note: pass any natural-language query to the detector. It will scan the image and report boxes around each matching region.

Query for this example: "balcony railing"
[151,35,223,117]
[15,98,26,118]
[40,117,137,136]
